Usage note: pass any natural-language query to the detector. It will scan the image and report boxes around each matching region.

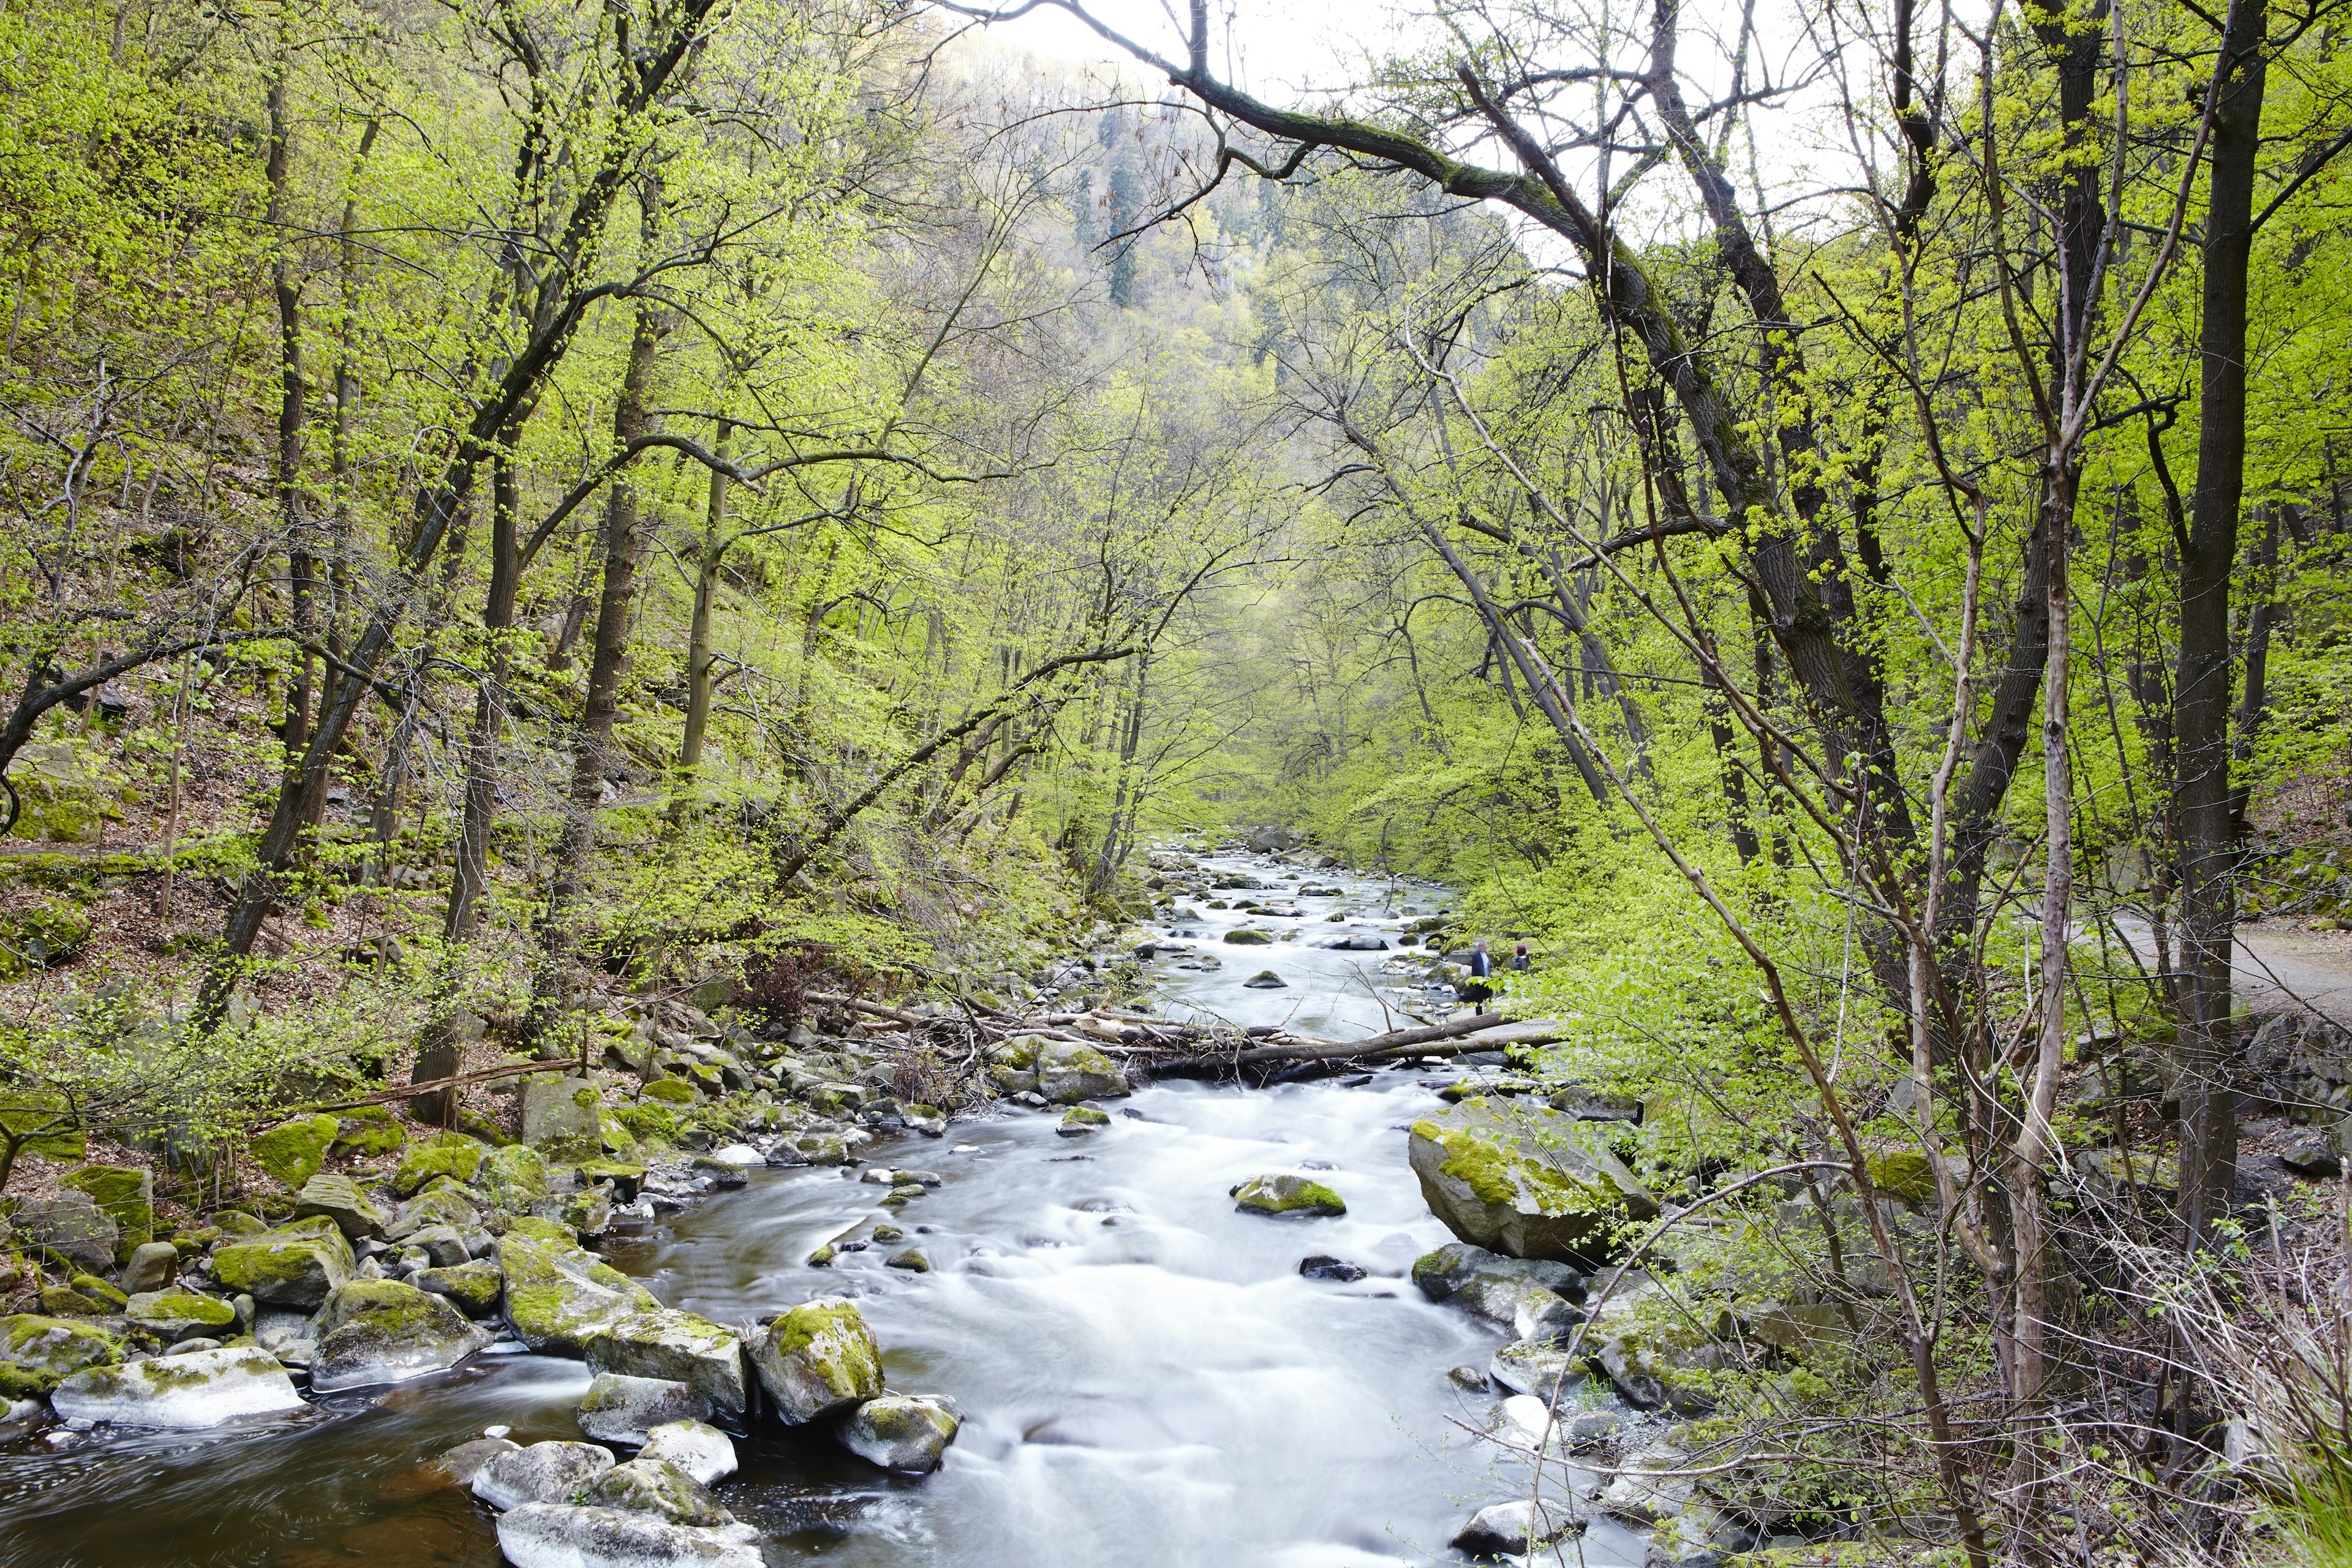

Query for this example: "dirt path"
[2109,915,2352,1025]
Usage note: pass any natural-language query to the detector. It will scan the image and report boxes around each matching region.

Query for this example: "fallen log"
[1139,1015,1567,1080]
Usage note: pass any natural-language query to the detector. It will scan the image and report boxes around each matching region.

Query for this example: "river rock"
[1242,970,1286,989]
[473,1439,617,1510]
[309,1278,490,1391]
[494,1502,762,1568]
[385,1183,482,1240]
[478,1144,551,1208]
[521,1076,605,1156]
[1408,1102,1655,1262]
[497,1225,660,1355]
[750,1298,883,1423]
[837,1393,960,1473]
[586,1310,745,1414]
[1298,1255,1366,1282]
[1490,1335,1587,1401]
[579,1457,735,1527]
[1231,1174,1346,1217]
[0,1314,123,1393]
[1223,929,1272,945]
[126,1289,238,1341]
[393,1133,486,1197]
[1586,1289,1731,1415]
[1059,1106,1109,1135]
[118,1241,179,1295]
[10,1192,118,1272]
[641,1420,737,1485]
[414,1259,503,1316]
[211,1215,355,1308]
[1452,1498,1580,1558]
[425,1435,522,1488]
[1599,1438,1695,1523]
[50,1346,306,1428]
[404,1224,472,1268]
[292,1170,394,1240]
[579,1372,710,1445]
[1036,1039,1129,1103]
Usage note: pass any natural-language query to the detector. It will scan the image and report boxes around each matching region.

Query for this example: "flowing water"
[0,850,1643,1566]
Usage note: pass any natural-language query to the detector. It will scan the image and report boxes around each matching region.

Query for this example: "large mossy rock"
[126,1289,238,1341]
[0,1314,123,1395]
[51,1346,306,1429]
[584,1308,745,1414]
[1035,1039,1129,1104]
[385,1183,481,1240]
[292,1170,393,1239]
[577,1372,710,1446]
[478,1144,551,1208]
[7,1191,118,1272]
[749,1298,882,1424]
[0,897,93,977]
[310,1278,491,1391]
[578,1456,736,1528]
[1231,1173,1346,1217]
[331,1106,406,1158]
[837,1395,960,1473]
[519,1076,603,1158]
[62,1164,153,1252]
[211,1213,355,1308]
[1408,1102,1655,1262]
[0,1088,85,1164]
[496,1227,659,1356]
[393,1132,486,1197]
[414,1259,503,1317]
[494,1502,762,1568]
[251,1115,342,1188]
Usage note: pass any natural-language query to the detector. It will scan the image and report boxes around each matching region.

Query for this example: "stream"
[0,850,1645,1567]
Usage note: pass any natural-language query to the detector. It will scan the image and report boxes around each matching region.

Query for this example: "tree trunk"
[674,421,731,819]
[2174,0,2269,1245]
[446,444,523,943]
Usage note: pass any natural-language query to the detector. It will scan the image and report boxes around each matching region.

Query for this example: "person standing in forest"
[1462,938,1494,1014]
[1511,941,1529,972]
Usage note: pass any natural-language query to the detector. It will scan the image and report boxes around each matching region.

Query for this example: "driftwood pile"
[806,992,1564,1087]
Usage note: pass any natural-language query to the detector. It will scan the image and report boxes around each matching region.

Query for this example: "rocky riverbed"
[0,843,1741,1567]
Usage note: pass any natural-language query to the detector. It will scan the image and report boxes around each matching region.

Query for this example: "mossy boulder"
[126,1289,238,1341]
[838,1394,961,1474]
[577,1456,736,1529]
[1408,1101,1656,1262]
[393,1132,485,1197]
[612,1104,677,1145]
[477,1143,550,1208]
[309,1278,490,1392]
[750,1298,883,1424]
[251,1115,342,1188]
[1223,928,1272,944]
[331,1107,406,1158]
[1036,1039,1129,1104]
[385,1182,481,1240]
[584,1308,745,1414]
[0,897,93,978]
[640,1079,696,1105]
[51,1345,306,1430]
[3,743,122,845]
[1231,1174,1347,1217]
[575,1160,646,1202]
[9,1190,118,1271]
[0,1088,85,1163]
[61,1164,151,1254]
[1058,1105,1110,1135]
[519,1076,603,1158]
[291,1170,394,1239]
[1864,1150,1938,1207]
[39,1283,111,1317]
[413,1259,503,1317]
[496,1229,659,1355]
[210,1213,355,1308]
[597,1110,641,1158]
[0,1314,123,1395]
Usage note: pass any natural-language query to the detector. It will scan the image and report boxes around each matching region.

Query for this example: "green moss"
[0,1090,85,1162]
[62,1164,152,1248]
[641,1079,695,1104]
[1231,1174,1348,1216]
[0,897,92,978]
[392,1132,484,1196]
[1865,1150,1937,1206]
[1414,1118,1578,1210]
[67,1273,126,1308]
[251,1115,341,1188]
[478,1144,549,1205]
[0,1314,124,1390]
[333,1107,406,1158]
[1223,929,1272,945]
[613,1104,677,1144]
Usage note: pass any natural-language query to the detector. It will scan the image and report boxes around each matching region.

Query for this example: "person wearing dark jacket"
[1463,939,1494,1014]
